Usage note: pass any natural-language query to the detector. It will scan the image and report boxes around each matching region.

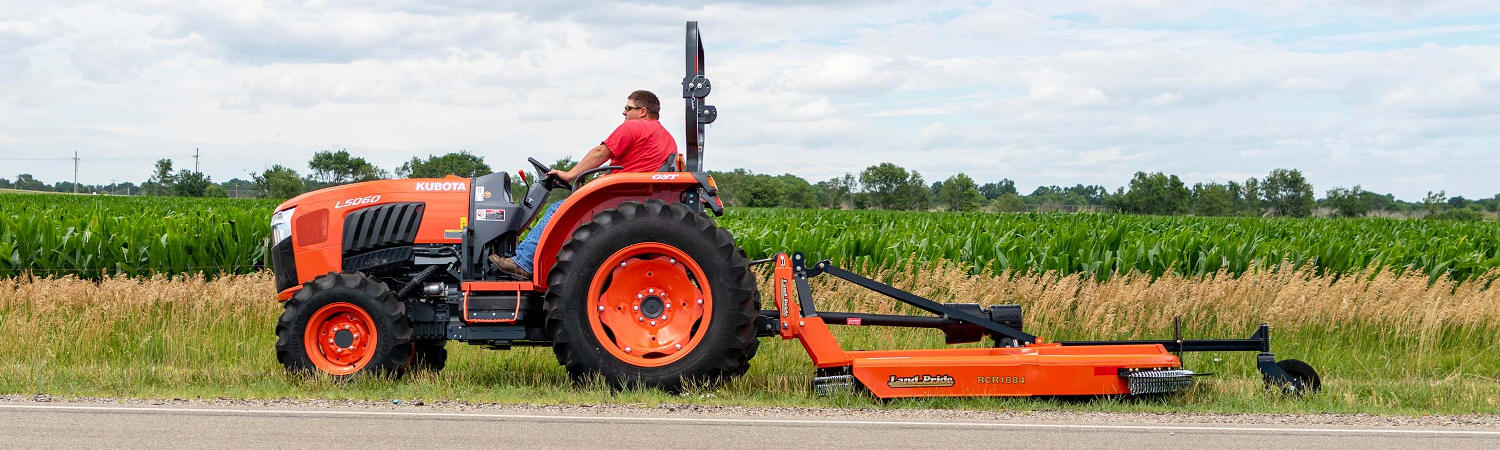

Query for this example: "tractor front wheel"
[275,272,414,379]
[545,200,758,391]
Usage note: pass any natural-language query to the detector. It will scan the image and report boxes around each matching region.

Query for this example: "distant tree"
[219,178,257,198]
[1119,172,1191,215]
[549,156,579,173]
[1422,190,1447,216]
[938,173,984,211]
[1240,177,1264,215]
[397,151,492,178]
[992,193,1026,212]
[859,163,928,210]
[1262,169,1315,217]
[735,175,781,207]
[0,177,10,189]
[1192,182,1237,216]
[1325,185,1370,217]
[142,159,176,196]
[13,174,48,191]
[979,179,1017,200]
[900,171,931,210]
[204,184,228,198]
[253,165,306,199]
[307,149,386,187]
[777,174,820,208]
[815,173,856,208]
[173,170,213,197]
[1066,184,1110,205]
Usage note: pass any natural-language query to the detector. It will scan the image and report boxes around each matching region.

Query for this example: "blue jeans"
[511,202,561,272]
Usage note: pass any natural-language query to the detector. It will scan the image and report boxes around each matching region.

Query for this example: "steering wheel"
[527,157,572,191]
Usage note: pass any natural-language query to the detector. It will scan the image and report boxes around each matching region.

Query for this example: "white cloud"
[0,1,1497,200]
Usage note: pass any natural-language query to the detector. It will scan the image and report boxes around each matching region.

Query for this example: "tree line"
[5,149,1496,220]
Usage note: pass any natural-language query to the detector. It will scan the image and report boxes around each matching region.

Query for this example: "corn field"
[0,193,279,278]
[2,192,1497,283]
[724,208,1500,283]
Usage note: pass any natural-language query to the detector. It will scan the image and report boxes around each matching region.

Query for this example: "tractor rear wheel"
[545,200,759,391]
[275,272,414,379]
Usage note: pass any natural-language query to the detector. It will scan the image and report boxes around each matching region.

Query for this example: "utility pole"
[73,151,80,194]
[194,147,201,172]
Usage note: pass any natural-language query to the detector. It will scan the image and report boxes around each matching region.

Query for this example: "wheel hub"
[302,303,378,375]
[640,295,665,318]
[588,243,713,367]
[333,329,355,348]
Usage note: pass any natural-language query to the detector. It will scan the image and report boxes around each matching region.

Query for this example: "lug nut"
[620,262,627,267]
[650,320,657,326]
[674,344,682,350]
[637,294,643,299]
[669,258,676,264]
[648,288,655,293]
[660,315,667,320]
[638,317,644,322]
[633,305,640,311]
[697,299,703,305]
[665,303,671,309]
[624,347,632,353]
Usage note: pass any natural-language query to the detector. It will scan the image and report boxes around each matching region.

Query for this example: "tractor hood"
[274,176,472,213]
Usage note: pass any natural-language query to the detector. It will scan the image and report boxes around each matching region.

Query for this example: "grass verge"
[1,264,1496,415]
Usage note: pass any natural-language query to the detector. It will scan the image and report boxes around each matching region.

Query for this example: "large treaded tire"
[545,200,759,391]
[275,272,414,379]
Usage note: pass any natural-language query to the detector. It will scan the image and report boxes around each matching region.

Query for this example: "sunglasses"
[623,105,646,112]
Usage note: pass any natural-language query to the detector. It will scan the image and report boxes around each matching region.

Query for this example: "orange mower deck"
[760,253,1313,399]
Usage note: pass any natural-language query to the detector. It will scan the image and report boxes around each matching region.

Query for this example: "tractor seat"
[657,153,684,172]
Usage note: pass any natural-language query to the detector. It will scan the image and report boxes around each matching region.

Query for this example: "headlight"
[271,207,296,244]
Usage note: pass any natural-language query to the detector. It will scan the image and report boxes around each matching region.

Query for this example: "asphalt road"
[2,402,1498,449]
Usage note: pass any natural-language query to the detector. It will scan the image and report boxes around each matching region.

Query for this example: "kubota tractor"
[269,22,1320,398]
[269,23,749,391]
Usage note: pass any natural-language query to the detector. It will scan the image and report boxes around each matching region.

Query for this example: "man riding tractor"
[491,89,679,280]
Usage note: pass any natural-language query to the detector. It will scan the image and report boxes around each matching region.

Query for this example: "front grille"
[270,239,298,292]
[342,202,425,255]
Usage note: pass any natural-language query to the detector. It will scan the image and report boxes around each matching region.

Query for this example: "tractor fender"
[529,172,711,287]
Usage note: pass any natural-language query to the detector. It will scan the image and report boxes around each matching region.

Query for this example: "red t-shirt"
[602,119,677,173]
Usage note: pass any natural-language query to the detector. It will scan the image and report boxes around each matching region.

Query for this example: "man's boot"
[489,254,533,280]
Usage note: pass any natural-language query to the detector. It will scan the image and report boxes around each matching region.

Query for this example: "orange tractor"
[268,22,1319,398]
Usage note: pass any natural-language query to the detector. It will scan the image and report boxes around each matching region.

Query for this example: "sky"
[2,1,1498,201]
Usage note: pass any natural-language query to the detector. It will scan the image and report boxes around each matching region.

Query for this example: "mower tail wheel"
[275,272,414,379]
[1265,358,1321,395]
[545,200,759,392]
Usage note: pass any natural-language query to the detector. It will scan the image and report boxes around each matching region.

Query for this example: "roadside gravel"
[6,394,1497,429]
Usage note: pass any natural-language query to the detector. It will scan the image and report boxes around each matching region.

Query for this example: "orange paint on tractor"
[272,172,713,299]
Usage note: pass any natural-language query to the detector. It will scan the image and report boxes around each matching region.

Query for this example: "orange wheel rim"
[587,242,712,367]
[302,302,378,375]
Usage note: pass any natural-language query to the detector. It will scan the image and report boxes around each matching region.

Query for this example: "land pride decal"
[886,374,956,388]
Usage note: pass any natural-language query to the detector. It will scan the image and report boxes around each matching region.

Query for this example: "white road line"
[2,404,1497,437]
